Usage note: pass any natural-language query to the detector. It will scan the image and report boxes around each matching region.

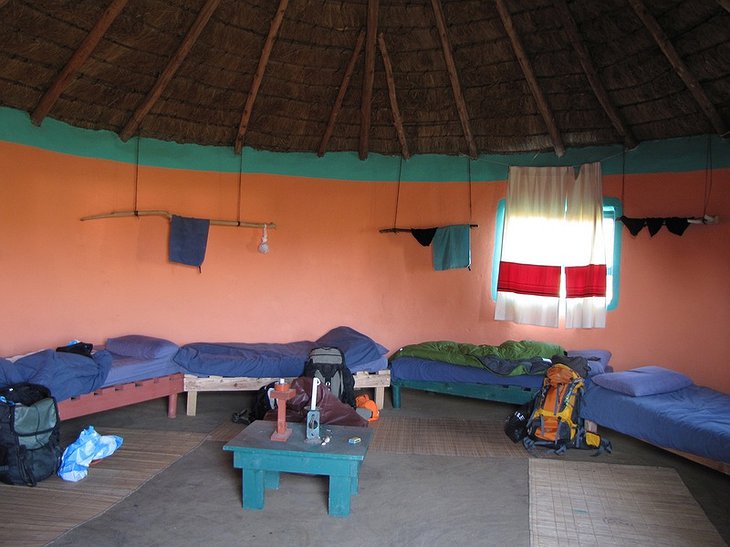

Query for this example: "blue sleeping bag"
[0,350,112,402]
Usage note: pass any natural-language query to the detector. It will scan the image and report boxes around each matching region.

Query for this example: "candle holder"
[270,381,295,442]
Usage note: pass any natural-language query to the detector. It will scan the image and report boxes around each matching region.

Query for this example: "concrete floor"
[53,388,730,546]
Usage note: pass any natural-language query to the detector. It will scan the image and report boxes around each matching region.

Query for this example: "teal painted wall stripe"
[2,107,728,181]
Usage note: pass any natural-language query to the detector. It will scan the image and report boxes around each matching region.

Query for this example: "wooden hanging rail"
[379,224,478,233]
[81,210,276,229]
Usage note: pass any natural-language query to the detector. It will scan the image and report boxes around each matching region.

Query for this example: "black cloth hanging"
[618,216,646,236]
[411,227,438,247]
[619,216,692,237]
[664,217,690,236]
[646,218,664,237]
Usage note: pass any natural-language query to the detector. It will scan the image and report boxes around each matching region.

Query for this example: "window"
[491,197,622,310]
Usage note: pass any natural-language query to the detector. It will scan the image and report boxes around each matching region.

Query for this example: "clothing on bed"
[0,350,112,402]
[390,339,565,374]
[390,356,546,389]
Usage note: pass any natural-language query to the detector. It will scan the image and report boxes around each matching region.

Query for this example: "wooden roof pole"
[234,0,290,154]
[378,33,410,159]
[120,0,220,141]
[629,0,727,137]
[553,0,637,149]
[31,0,128,126]
[318,30,365,157]
[359,0,379,160]
[717,0,730,12]
[495,0,565,157]
[0,1,10,8]
[430,0,478,159]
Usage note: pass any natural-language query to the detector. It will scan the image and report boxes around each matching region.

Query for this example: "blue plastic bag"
[58,426,123,482]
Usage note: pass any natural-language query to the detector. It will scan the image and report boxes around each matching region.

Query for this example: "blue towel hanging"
[169,215,210,268]
[432,224,471,271]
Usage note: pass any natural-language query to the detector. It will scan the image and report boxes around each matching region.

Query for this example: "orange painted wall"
[1,141,729,392]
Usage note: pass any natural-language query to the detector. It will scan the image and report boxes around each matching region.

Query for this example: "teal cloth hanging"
[432,224,471,271]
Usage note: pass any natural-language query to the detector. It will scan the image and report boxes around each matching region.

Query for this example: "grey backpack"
[303,347,356,407]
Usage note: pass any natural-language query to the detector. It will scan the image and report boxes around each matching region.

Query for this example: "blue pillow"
[591,366,693,397]
[315,326,388,367]
[566,349,612,375]
[106,335,179,359]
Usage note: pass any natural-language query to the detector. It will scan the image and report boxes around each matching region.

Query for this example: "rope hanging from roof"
[617,136,718,236]
[80,138,276,230]
[379,156,478,234]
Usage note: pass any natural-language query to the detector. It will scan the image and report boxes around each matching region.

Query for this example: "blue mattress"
[581,382,730,464]
[173,326,389,378]
[101,352,184,387]
[390,357,544,389]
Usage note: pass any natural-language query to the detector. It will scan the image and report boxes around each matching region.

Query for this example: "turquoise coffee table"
[223,421,372,517]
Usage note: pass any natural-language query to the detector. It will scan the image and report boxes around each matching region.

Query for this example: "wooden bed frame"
[57,373,185,421]
[183,370,391,416]
[391,378,539,408]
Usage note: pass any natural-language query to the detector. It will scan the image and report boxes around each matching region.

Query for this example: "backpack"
[303,347,356,408]
[523,364,611,455]
[232,382,276,424]
[0,383,62,486]
[550,354,590,378]
[503,400,533,443]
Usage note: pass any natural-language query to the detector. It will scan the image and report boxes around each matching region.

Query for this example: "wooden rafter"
[378,33,410,159]
[718,0,730,13]
[31,0,128,126]
[495,0,565,157]
[318,30,365,157]
[120,0,220,142]
[0,1,10,8]
[430,0,478,159]
[629,0,728,137]
[234,0,289,154]
[359,0,379,160]
[554,0,637,149]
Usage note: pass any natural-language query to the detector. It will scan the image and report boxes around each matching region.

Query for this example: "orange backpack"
[523,364,610,454]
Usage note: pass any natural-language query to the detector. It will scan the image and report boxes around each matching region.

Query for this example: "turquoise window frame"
[491,197,622,310]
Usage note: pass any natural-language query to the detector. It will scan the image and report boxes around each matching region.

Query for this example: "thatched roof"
[1,0,728,158]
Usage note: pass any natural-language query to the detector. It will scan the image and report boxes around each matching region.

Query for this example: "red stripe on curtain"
[565,264,607,298]
[497,262,561,297]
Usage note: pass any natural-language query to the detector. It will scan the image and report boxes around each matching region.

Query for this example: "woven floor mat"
[529,459,725,546]
[370,414,529,458]
[0,428,207,547]
[206,421,247,442]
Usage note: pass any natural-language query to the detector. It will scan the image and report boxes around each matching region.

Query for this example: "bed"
[174,326,391,415]
[1,335,185,421]
[389,340,612,408]
[581,366,730,474]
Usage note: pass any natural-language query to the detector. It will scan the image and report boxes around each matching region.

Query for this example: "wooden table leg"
[328,474,352,517]
[242,469,266,510]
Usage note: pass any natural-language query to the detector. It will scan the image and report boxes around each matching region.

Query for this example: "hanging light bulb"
[258,224,269,254]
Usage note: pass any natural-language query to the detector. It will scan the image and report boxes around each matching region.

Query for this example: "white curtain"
[564,162,607,328]
[495,166,573,327]
[495,162,607,329]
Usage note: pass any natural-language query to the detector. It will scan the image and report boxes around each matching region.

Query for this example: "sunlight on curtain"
[564,162,607,328]
[495,166,573,327]
[495,163,607,329]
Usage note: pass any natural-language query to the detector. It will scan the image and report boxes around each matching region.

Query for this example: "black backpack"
[0,383,61,486]
[232,382,277,424]
[303,347,356,408]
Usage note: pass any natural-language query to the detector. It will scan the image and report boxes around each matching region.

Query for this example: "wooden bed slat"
[57,373,184,421]
[183,370,391,416]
